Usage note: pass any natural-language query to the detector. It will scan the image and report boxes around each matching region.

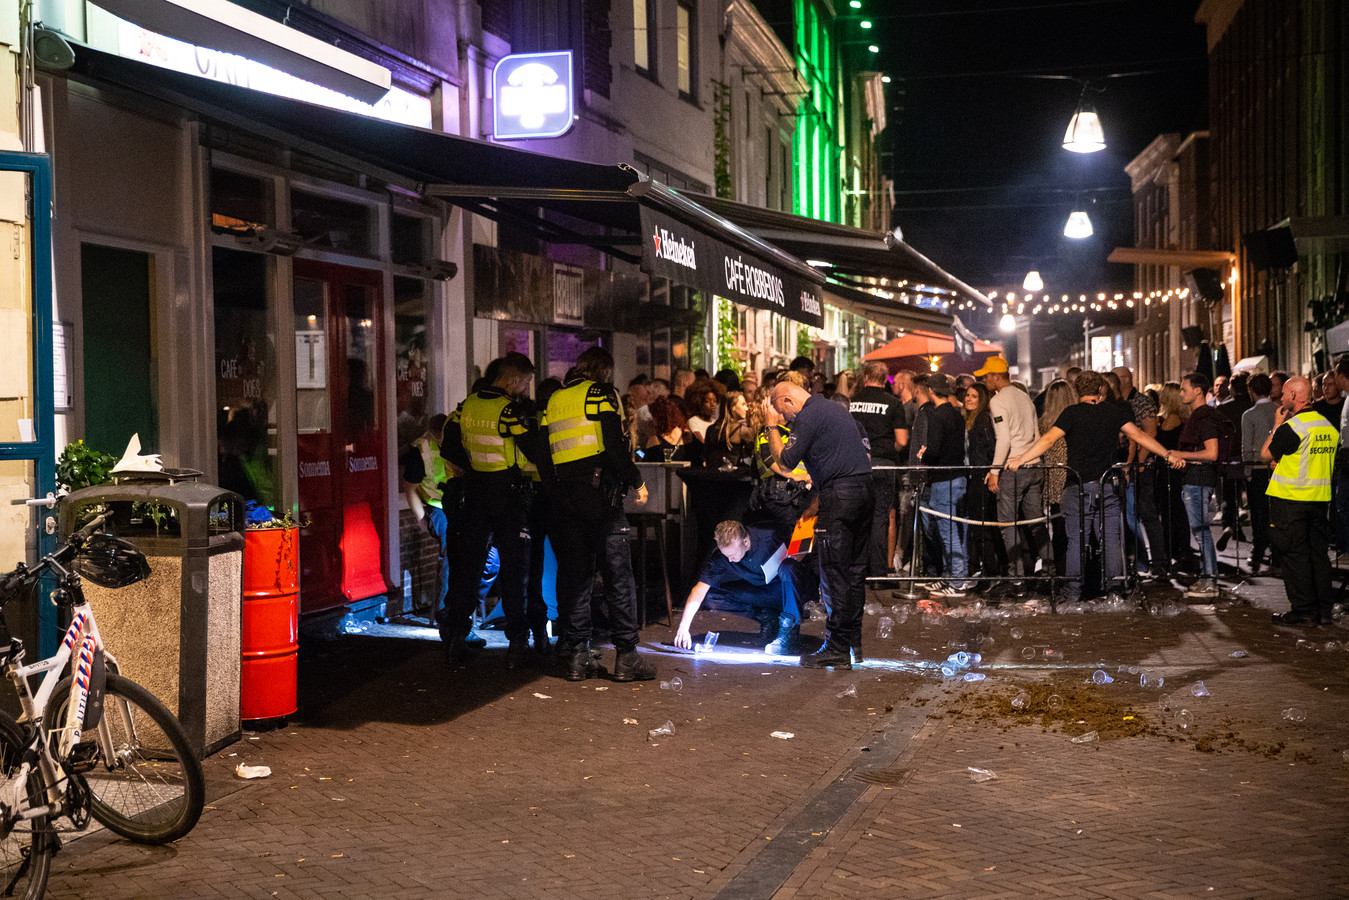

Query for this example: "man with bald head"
[1261,375,1338,626]
[766,378,874,668]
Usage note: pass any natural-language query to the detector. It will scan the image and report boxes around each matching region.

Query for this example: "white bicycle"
[0,513,204,897]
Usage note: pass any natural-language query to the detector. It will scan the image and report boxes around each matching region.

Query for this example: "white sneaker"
[932,586,966,599]
[1184,583,1220,599]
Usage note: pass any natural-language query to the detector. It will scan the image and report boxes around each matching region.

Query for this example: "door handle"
[344,443,355,452]
[10,493,56,508]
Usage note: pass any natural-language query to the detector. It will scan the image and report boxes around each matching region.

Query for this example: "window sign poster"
[53,320,72,411]
[296,331,327,389]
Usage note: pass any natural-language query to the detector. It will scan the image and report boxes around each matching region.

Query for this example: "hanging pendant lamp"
[1063,93,1105,153]
[1063,209,1093,239]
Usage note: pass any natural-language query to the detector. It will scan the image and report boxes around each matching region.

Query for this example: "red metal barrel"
[241,528,299,720]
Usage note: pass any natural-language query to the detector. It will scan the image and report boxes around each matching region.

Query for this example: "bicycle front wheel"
[0,711,51,899]
[46,674,205,844]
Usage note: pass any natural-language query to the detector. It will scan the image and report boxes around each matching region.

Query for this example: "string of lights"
[950,286,1196,316]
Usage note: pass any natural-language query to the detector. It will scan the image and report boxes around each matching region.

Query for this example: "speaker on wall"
[1184,268,1226,303]
[1181,326,1206,349]
[1243,227,1298,271]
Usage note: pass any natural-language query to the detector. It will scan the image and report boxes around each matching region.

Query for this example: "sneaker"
[1184,582,1220,600]
[931,586,966,599]
[1273,611,1318,627]
[1215,529,1232,552]
[765,623,802,655]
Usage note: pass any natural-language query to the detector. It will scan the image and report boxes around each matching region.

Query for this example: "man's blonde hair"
[777,370,808,389]
[714,520,749,547]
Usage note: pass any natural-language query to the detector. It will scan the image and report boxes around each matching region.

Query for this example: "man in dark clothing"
[906,374,938,574]
[1009,371,1177,603]
[850,361,907,575]
[914,374,970,598]
[543,347,657,683]
[673,520,817,655]
[1215,372,1253,548]
[767,379,875,669]
[1171,372,1223,598]
[442,353,549,666]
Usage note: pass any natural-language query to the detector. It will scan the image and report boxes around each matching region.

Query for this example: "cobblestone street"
[42,569,1349,899]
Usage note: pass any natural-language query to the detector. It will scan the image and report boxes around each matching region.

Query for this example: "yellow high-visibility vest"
[1268,411,1337,502]
[458,393,517,473]
[755,425,808,480]
[414,436,448,508]
[545,381,605,465]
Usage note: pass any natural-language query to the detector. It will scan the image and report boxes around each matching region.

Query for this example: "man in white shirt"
[978,356,1053,590]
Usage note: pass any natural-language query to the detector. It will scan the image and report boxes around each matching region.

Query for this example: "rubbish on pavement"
[1190,681,1210,697]
[1011,692,1029,709]
[802,602,826,621]
[1010,627,1024,640]
[533,692,552,699]
[948,651,971,667]
[623,718,639,725]
[940,664,957,677]
[235,764,271,779]
[1092,670,1114,685]
[1325,641,1341,652]
[891,605,910,623]
[648,721,676,739]
[1229,650,1248,658]
[1021,647,1036,659]
[877,616,894,639]
[900,646,919,656]
[1046,694,1064,711]
[1070,731,1099,744]
[659,677,683,692]
[836,684,858,698]
[1061,625,1081,637]
[963,673,986,682]
[1281,708,1306,723]
[967,767,997,783]
[1128,666,1141,675]
[696,632,719,653]
[770,731,794,739]
[864,601,882,616]
[1177,709,1193,730]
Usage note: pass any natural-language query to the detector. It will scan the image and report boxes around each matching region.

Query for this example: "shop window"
[294,277,330,434]
[213,248,279,510]
[81,244,157,457]
[391,214,428,267]
[546,330,600,381]
[394,277,431,430]
[210,168,272,235]
[291,189,374,257]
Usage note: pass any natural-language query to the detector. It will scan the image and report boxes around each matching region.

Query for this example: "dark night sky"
[856,0,1209,298]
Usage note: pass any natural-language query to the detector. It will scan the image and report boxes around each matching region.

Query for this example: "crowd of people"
[400,346,1344,682]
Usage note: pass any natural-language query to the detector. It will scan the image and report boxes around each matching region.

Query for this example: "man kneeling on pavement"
[674,520,818,655]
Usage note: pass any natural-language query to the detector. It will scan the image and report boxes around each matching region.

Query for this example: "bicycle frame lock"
[58,479,246,759]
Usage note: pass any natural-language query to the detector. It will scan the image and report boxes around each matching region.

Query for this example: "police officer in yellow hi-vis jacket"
[1261,375,1338,626]
[442,353,549,667]
[544,347,657,683]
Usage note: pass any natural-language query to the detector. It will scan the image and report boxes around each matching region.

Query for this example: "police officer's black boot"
[800,639,852,669]
[764,614,801,655]
[612,649,657,682]
[507,638,531,670]
[564,643,592,682]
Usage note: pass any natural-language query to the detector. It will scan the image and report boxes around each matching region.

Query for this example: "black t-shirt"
[1313,397,1344,431]
[1179,404,1223,488]
[849,385,905,463]
[699,525,787,588]
[1052,401,1132,483]
[919,402,967,480]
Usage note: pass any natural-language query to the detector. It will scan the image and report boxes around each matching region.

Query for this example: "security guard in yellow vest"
[544,346,657,683]
[442,353,549,666]
[1261,375,1338,626]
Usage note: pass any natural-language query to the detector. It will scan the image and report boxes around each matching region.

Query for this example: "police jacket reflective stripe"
[546,381,605,464]
[1268,411,1337,502]
[415,436,447,507]
[459,393,517,473]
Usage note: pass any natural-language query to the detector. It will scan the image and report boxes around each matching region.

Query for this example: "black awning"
[823,281,954,335]
[683,194,990,308]
[66,46,825,328]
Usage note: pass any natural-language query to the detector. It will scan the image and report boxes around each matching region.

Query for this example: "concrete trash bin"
[60,475,245,758]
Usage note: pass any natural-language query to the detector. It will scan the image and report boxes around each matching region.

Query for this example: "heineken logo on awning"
[653,226,697,270]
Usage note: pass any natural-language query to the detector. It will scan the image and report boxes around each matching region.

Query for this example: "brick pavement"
[40,563,1349,899]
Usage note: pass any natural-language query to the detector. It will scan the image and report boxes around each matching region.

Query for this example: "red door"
[293,260,391,614]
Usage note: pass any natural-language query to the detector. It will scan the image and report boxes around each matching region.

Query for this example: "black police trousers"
[548,479,642,654]
[447,478,533,645]
[815,474,875,651]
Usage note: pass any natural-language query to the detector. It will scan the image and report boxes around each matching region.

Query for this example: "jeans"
[1061,481,1122,600]
[1181,484,1217,583]
[921,478,969,587]
[424,504,450,615]
[548,480,642,653]
[702,556,815,624]
[814,475,875,650]
[995,467,1052,578]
